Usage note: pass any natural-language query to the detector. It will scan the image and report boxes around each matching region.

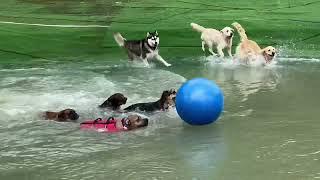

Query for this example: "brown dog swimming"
[99,93,128,110]
[80,114,149,132]
[43,109,79,122]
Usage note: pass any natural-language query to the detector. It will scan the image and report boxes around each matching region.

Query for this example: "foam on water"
[0,61,185,127]
[200,55,283,105]
[278,57,320,63]
[0,68,46,72]
[204,55,279,68]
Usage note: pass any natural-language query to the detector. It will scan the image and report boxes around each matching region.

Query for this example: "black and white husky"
[113,31,171,67]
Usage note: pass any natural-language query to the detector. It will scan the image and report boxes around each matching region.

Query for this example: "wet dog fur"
[124,89,176,112]
[191,22,234,57]
[43,109,79,122]
[232,22,276,64]
[99,93,127,110]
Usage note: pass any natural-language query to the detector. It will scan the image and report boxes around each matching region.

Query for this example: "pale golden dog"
[191,22,234,57]
[232,22,276,64]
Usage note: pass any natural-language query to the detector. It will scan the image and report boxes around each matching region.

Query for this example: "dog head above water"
[44,108,79,121]
[58,109,79,121]
[99,93,127,110]
[123,114,149,130]
[221,27,234,38]
[160,89,177,110]
[261,46,276,63]
[146,31,160,48]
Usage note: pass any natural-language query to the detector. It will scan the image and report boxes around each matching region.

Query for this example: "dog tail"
[232,22,248,41]
[113,33,126,47]
[190,23,206,33]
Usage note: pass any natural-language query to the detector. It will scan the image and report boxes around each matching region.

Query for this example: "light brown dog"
[43,109,79,122]
[232,22,276,64]
[191,22,234,57]
[119,114,149,130]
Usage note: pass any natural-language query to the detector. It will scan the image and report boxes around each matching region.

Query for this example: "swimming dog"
[232,22,276,64]
[99,93,127,110]
[119,114,149,130]
[43,109,79,122]
[190,22,234,57]
[124,89,176,112]
[113,31,171,67]
[80,114,149,132]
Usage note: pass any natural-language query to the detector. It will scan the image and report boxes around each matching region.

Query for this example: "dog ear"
[147,32,150,36]
[113,97,121,106]
[57,111,67,121]
[160,90,170,99]
[155,31,158,35]
[260,48,267,54]
[169,89,177,94]
[159,91,170,108]
[69,110,74,115]
[69,110,79,120]
[109,96,121,109]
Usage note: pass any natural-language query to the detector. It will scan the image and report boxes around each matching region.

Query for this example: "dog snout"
[230,32,233,36]
[271,52,275,56]
[170,89,177,94]
[71,113,79,120]
[142,118,149,126]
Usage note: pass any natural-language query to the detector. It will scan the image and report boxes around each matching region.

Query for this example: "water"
[1,56,319,180]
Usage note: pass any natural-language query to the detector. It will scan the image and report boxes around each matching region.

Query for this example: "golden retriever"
[232,22,276,64]
[191,22,234,57]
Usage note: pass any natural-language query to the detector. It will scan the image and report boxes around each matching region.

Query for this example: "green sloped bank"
[0,0,125,62]
[0,0,319,62]
[110,0,320,58]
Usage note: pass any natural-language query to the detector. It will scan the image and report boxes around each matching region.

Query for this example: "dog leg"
[201,41,205,52]
[227,47,233,58]
[142,58,150,67]
[127,50,135,60]
[217,46,224,58]
[156,54,171,67]
[208,44,217,56]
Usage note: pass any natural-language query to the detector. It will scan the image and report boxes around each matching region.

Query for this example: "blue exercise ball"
[176,78,224,125]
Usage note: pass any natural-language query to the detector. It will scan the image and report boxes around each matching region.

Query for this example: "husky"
[113,31,171,67]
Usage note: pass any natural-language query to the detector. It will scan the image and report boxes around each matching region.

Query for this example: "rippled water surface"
[0,56,320,180]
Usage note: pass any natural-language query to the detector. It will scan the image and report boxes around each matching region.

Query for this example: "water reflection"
[174,124,226,179]
[202,58,281,102]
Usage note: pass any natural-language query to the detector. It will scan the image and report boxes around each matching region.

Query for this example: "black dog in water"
[124,89,176,112]
[99,93,127,110]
